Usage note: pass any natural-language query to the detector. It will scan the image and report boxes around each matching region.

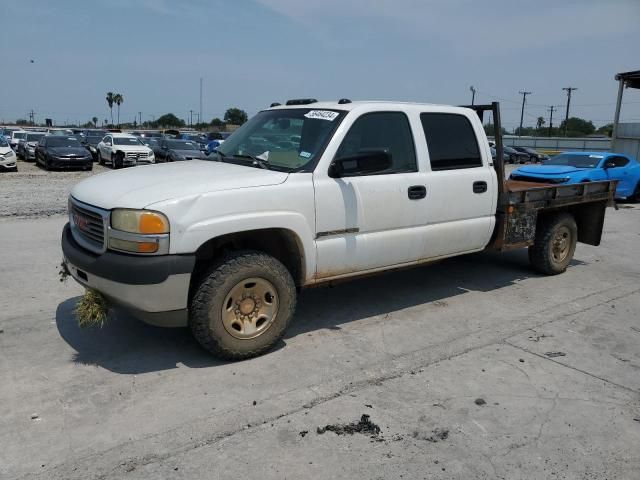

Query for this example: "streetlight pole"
[518,91,531,136]
[470,86,476,105]
[562,87,577,136]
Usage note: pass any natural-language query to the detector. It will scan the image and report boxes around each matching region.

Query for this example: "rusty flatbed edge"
[505,179,554,191]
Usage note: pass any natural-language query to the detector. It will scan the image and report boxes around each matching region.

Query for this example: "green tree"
[224,107,248,125]
[210,117,225,128]
[559,117,595,137]
[15,118,29,125]
[106,92,114,125]
[113,93,124,126]
[536,116,545,129]
[484,124,506,137]
[596,123,613,137]
[154,113,185,128]
[92,116,98,128]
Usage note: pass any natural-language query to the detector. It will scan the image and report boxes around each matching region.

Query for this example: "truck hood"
[70,160,289,209]
[515,165,590,176]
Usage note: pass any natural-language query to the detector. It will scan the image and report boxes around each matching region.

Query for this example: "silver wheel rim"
[551,225,571,263]
[221,277,278,340]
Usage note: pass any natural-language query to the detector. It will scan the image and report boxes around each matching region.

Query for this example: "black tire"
[189,251,297,360]
[528,213,577,275]
[113,151,124,169]
[43,155,50,171]
[631,182,640,203]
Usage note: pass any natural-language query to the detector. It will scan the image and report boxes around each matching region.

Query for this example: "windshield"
[26,133,45,142]
[47,137,82,148]
[143,138,160,147]
[166,140,197,150]
[0,137,8,147]
[543,153,601,168]
[14,132,26,140]
[216,108,345,172]
[114,137,144,146]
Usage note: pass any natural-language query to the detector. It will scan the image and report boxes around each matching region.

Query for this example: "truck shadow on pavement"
[56,248,585,374]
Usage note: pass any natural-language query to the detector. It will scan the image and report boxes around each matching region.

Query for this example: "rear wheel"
[631,182,640,203]
[189,251,297,360]
[528,213,577,275]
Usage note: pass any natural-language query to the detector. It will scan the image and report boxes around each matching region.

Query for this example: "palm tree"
[536,116,545,129]
[106,92,114,126]
[113,93,124,127]
[92,116,98,128]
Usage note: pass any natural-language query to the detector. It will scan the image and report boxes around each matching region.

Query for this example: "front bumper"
[61,223,195,327]
[50,157,92,169]
[25,150,36,160]
[0,156,17,169]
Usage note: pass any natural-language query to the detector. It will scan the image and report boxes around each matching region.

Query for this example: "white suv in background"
[97,133,155,168]
[10,130,27,150]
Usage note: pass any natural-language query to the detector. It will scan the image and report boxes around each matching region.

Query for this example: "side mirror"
[328,149,392,178]
[602,159,616,169]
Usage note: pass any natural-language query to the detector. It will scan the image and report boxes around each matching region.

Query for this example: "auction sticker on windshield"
[304,110,339,121]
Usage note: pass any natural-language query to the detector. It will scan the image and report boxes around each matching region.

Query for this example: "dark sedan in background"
[35,135,93,171]
[503,146,530,164]
[513,146,549,163]
[140,137,163,159]
[81,129,108,161]
[157,139,207,162]
[17,132,46,161]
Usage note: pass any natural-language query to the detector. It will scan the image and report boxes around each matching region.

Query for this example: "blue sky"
[2,0,639,130]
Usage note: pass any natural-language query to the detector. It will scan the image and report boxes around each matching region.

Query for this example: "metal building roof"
[615,70,640,89]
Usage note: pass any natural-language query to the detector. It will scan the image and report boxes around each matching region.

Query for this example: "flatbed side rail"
[488,180,617,251]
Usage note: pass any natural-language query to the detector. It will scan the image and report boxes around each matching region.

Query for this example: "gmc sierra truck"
[62,100,616,360]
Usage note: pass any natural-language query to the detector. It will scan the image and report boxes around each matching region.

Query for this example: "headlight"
[89,146,96,152]
[111,209,169,234]
[109,209,170,254]
[2,151,14,158]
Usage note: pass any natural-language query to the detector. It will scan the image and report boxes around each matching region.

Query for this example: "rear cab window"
[420,113,483,171]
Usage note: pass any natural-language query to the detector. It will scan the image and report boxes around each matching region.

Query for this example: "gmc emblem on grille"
[73,213,88,231]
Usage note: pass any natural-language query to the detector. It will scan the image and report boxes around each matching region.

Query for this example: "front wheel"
[189,251,297,360]
[528,213,577,275]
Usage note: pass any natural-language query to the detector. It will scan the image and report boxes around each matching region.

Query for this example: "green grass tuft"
[75,289,110,328]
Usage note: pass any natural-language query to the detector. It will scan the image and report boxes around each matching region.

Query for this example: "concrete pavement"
[0,205,639,479]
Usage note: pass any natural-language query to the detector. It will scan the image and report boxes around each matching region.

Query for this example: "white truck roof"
[267,100,473,115]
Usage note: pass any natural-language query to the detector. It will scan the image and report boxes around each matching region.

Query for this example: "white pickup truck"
[62,100,616,359]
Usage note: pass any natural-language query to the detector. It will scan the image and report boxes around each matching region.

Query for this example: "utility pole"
[189,110,193,127]
[469,86,476,105]
[547,105,555,137]
[28,109,35,125]
[138,112,142,126]
[518,91,531,136]
[199,77,203,126]
[562,87,577,136]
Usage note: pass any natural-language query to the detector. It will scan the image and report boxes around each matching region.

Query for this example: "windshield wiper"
[230,153,270,170]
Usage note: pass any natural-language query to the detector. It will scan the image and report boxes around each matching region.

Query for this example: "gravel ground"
[0,160,109,218]
[1,160,520,219]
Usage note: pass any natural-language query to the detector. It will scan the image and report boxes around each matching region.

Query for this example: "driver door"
[313,111,428,279]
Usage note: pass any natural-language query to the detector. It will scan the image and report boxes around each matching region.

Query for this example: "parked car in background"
[35,135,93,171]
[140,137,163,159]
[81,129,108,161]
[9,130,27,150]
[97,133,155,168]
[157,139,206,162]
[18,131,46,160]
[181,133,208,152]
[0,136,18,171]
[513,146,549,163]
[46,128,74,136]
[510,151,640,201]
[2,127,20,142]
[503,145,529,164]
[205,132,227,154]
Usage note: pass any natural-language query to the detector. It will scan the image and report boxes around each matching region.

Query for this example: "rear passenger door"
[418,112,497,258]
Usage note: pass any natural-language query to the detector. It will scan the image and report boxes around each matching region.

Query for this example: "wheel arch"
[188,227,307,302]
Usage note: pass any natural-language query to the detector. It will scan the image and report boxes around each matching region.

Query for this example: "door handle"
[408,185,427,200]
[473,181,488,193]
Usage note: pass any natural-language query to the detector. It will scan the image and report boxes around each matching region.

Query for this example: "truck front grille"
[69,199,108,253]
